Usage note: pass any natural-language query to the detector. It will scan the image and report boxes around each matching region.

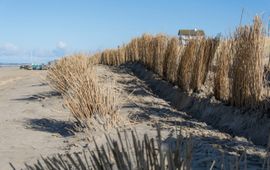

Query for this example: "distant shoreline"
[0,63,31,67]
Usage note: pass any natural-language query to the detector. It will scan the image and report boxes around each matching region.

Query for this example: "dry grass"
[116,47,126,65]
[64,67,120,129]
[163,37,182,84]
[214,40,232,101]
[47,55,121,129]
[100,49,114,66]
[89,52,102,65]
[190,38,206,91]
[152,34,169,76]
[264,37,270,66]
[191,38,219,91]
[137,34,154,68]
[230,16,264,107]
[86,15,268,109]
[47,55,89,94]
[125,38,139,63]
[177,39,197,91]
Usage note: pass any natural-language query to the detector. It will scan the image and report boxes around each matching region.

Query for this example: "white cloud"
[0,41,72,63]
[0,43,19,56]
[2,43,17,51]
[57,41,67,49]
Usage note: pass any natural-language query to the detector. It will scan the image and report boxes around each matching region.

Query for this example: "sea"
[0,63,30,67]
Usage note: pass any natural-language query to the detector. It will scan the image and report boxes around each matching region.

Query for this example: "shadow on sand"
[110,63,270,146]
[13,91,61,101]
[26,118,75,137]
[31,82,48,87]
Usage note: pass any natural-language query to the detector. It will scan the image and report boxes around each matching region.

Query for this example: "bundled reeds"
[116,46,126,65]
[230,16,265,107]
[191,38,219,91]
[125,38,139,62]
[64,67,120,129]
[88,52,102,65]
[137,34,154,68]
[190,38,207,91]
[177,39,197,91]
[152,34,169,76]
[47,55,88,94]
[47,55,120,129]
[100,49,115,66]
[214,40,232,101]
[103,47,127,66]
[163,37,182,84]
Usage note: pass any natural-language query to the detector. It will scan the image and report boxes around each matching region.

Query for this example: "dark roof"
[178,29,205,36]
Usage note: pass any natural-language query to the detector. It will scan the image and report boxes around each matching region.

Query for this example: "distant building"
[178,29,205,44]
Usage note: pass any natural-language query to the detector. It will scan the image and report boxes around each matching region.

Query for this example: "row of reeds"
[90,16,267,108]
[47,55,120,129]
[30,16,268,170]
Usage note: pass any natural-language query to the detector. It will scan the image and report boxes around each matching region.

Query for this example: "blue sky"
[0,0,269,63]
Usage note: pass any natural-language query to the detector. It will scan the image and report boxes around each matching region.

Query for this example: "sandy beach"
[1,65,268,169]
[0,1,269,169]
[0,67,74,169]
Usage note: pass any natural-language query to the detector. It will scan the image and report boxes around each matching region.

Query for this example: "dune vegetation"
[47,55,120,130]
[31,15,270,170]
[89,16,268,109]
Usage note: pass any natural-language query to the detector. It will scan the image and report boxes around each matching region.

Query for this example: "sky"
[0,0,269,63]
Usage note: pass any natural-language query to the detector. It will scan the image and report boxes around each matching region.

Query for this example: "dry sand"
[0,66,269,169]
[0,67,78,169]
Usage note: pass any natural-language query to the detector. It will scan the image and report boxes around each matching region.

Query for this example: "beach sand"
[0,66,268,169]
[0,67,74,169]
